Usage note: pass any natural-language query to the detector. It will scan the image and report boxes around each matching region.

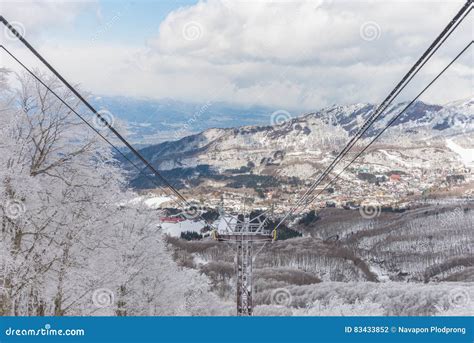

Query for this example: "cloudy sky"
[1,0,472,111]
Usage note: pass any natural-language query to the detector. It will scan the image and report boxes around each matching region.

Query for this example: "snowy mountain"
[123,98,473,188]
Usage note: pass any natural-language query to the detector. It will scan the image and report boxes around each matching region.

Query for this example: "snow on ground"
[446,138,474,167]
[159,214,243,238]
[287,150,321,156]
[216,215,238,233]
[143,196,173,209]
[255,281,473,316]
[129,195,172,209]
[278,162,316,178]
[193,255,209,266]
[368,264,390,282]
[379,149,411,167]
[159,220,204,237]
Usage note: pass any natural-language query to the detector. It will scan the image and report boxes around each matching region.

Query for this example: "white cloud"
[0,0,472,111]
[141,0,474,108]
[1,0,95,35]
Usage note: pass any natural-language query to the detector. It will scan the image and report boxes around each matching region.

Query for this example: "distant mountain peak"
[121,98,472,179]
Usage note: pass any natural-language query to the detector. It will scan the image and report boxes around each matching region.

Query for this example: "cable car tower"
[212,209,274,316]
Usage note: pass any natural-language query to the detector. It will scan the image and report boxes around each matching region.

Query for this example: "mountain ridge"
[124,98,473,172]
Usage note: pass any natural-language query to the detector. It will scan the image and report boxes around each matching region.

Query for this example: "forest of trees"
[0,70,228,316]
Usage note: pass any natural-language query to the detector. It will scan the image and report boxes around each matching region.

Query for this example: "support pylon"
[236,238,253,315]
[213,210,273,316]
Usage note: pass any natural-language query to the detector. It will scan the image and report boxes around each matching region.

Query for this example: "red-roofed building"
[390,174,401,182]
[160,217,185,223]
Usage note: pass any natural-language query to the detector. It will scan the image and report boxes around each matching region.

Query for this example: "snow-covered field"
[158,215,238,237]
[254,281,473,316]
[130,195,172,209]
[159,220,204,237]
[446,138,474,167]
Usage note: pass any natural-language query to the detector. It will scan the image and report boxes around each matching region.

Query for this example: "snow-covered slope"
[124,99,473,180]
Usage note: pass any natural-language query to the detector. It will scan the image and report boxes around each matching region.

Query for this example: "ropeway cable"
[273,1,472,231]
[274,40,473,231]
[0,45,216,230]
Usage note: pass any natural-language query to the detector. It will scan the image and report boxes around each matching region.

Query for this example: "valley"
[122,99,473,215]
[122,97,473,315]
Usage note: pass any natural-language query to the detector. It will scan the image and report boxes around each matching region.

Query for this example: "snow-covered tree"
[0,70,228,316]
